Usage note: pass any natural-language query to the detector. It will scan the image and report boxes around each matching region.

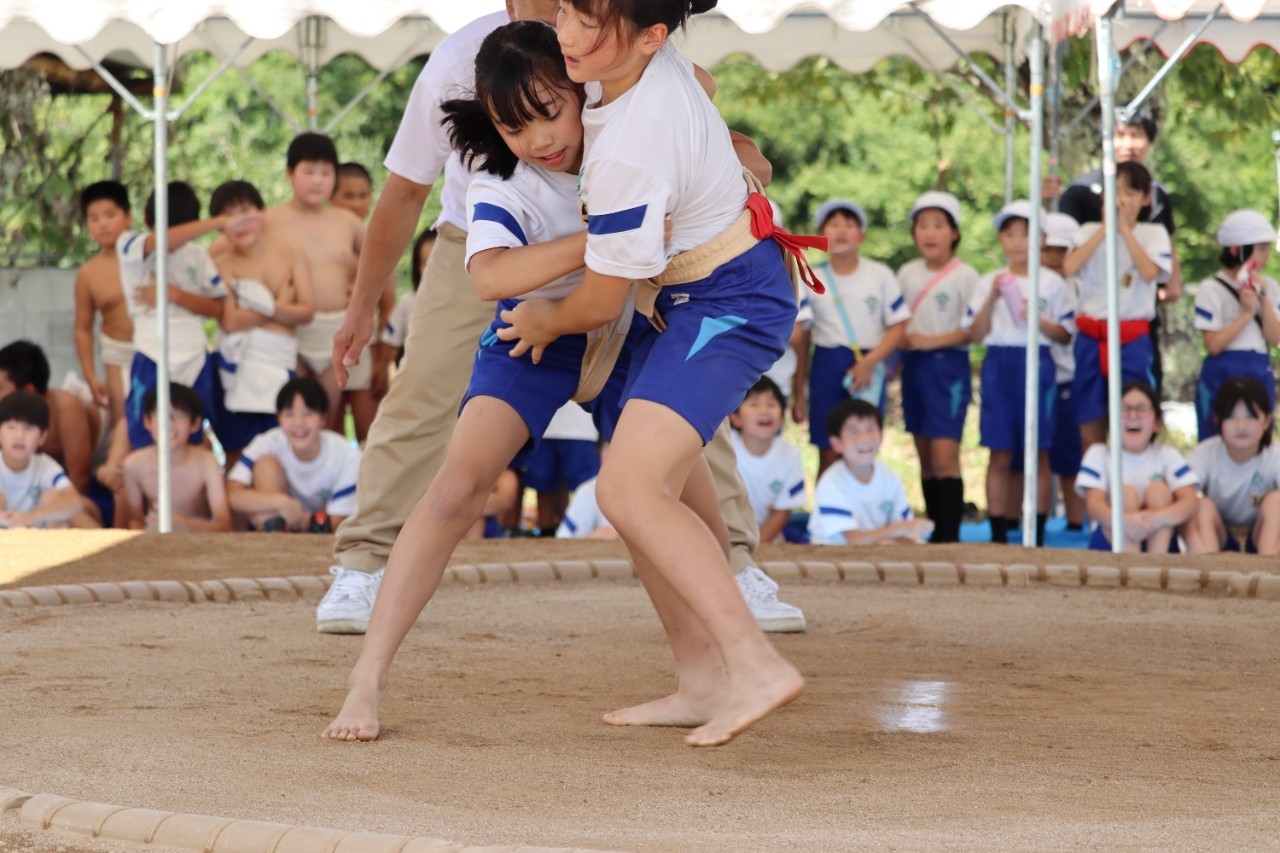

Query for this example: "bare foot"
[602,692,714,728]
[685,661,804,748]
[321,680,382,741]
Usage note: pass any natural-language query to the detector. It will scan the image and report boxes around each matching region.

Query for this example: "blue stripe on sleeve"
[332,485,356,501]
[1194,306,1213,321]
[818,505,853,517]
[122,234,140,254]
[1079,465,1100,479]
[563,517,578,534]
[1174,465,1191,479]
[241,456,256,470]
[788,481,805,497]
[473,202,529,246]
[901,507,911,519]
[588,205,647,236]
[890,295,905,312]
[52,473,67,488]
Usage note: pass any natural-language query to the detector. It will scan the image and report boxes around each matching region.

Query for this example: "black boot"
[933,477,964,543]
[1036,513,1048,548]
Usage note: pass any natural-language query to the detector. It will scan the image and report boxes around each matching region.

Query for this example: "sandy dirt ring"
[3,533,1280,851]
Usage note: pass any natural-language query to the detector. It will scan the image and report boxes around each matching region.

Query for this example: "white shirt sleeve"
[228,432,270,486]
[1194,279,1228,332]
[773,448,809,514]
[465,179,533,269]
[810,470,859,545]
[962,272,995,333]
[192,246,226,299]
[880,267,911,328]
[326,447,361,517]
[1141,224,1174,282]
[383,38,469,185]
[889,471,913,522]
[581,161,673,280]
[1161,446,1200,493]
[556,479,606,538]
[1186,440,1212,492]
[382,292,414,348]
[1075,444,1109,497]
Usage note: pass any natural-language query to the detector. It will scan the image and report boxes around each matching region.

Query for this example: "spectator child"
[556,441,617,539]
[1063,161,1172,453]
[226,378,361,533]
[331,162,374,221]
[729,376,808,544]
[118,181,244,449]
[0,392,94,529]
[809,399,934,545]
[74,180,135,425]
[896,191,980,543]
[1043,211,1086,531]
[1193,210,1280,441]
[381,228,436,370]
[521,401,600,535]
[1075,382,1198,553]
[210,179,316,462]
[1182,378,1280,555]
[964,201,1074,546]
[123,383,231,532]
[803,199,909,474]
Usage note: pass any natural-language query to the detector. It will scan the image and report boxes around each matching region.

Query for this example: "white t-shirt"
[556,477,608,538]
[0,452,69,514]
[1073,222,1172,320]
[809,460,913,546]
[580,42,744,280]
[464,163,584,301]
[763,298,814,393]
[117,231,224,377]
[381,290,415,349]
[896,258,980,348]
[384,11,508,232]
[808,259,910,349]
[1049,274,1081,384]
[963,268,1075,348]
[1193,273,1280,354]
[729,430,807,530]
[1075,442,1199,500]
[1187,438,1280,528]
[543,402,598,442]
[228,428,361,517]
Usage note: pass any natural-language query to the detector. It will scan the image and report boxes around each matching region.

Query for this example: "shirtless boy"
[74,180,135,425]
[123,383,231,532]
[270,134,388,441]
[210,179,315,463]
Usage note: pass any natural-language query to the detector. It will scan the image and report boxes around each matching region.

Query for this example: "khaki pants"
[334,223,761,572]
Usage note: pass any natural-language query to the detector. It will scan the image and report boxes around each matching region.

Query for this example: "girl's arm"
[165,288,224,319]
[759,508,790,545]
[1063,226,1104,277]
[906,329,971,351]
[1119,227,1161,284]
[1144,484,1199,533]
[497,267,632,362]
[790,324,810,424]
[840,518,933,546]
[967,285,1001,343]
[1038,319,1071,344]
[468,231,588,301]
[1083,487,1113,534]
[14,487,83,528]
[1258,287,1280,347]
[1202,308,1256,356]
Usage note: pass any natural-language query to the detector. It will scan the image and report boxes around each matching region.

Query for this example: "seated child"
[226,378,361,532]
[119,181,249,448]
[804,199,910,474]
[897,191,980,543]
[556,441,617,540]
[74,180,135,425]
[331,162,374,222]
[1182,377,1280,555]
[729,376,808,544]
[210,179,315,462]
[382,228,435,371]
[1042,211,1086,532]
[809,399,935,545]
[1193,209,1280,441]
[1064,162,1172,452]
[964,200,1074,546]
[0,392,96,529]
[124,383,231,532]
[1075,382,1198,552]
[521,401,600,535]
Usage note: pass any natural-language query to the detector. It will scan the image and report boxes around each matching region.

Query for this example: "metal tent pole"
[1004,12,1017,203]
[152,42,172,533]
[1022,22,1045,548]
[1048,39,1063,212]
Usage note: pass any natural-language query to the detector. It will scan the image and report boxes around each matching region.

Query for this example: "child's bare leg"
[914,435,935,481]
[104,364,126,426]
[986,450,1012,520]
[930,438,962,479]
[1118,486,1142,552]
[1181,497,1222,555]
[322,398,529,742]
[1252,492,1280,555]
[1060,473,1085,526]
[1036,453,1052,514]
[1142,481,1174,555]
[600,401,803,748]
[603,455,731,728]
[1080,418,1106,454]
[345,389,378,444]
[246,455,294,527]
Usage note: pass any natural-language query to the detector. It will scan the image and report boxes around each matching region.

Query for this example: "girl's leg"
[1060,474,1085,527]
[929,438,965,543]
[818,447,840,476]
[1181,496,1223,555]
[1119,485,1142,552]
[915,435,936,481]
[322,397,531,741]
[1079,418,1106,454]
[599,401,803,747]
[1142,481,1175,555]
[1251,491,1280,556]
[986,450,1012,542]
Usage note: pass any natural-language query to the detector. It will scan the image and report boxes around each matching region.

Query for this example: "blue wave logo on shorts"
[686,315,747,361]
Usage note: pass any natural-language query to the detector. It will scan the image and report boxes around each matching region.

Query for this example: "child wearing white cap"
[897,191,980,542]
[1042,212,1087,532]
[803,199,910,475]
[1192,209,1280,441]
[964,200,1075,546]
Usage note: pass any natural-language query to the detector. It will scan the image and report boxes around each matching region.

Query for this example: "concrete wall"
[0,268,84,387]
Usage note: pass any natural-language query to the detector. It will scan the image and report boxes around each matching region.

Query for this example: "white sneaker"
[316,566,384,634]
[735,566,806,633]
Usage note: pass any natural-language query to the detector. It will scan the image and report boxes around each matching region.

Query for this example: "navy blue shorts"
[521,438,600,493]
[808,345,882,450]
[1196,350,1274,442]
[620,240,795,443]
[126,353,217,449]
[1073,333,1154,426]
[216,410,278,454]
[1089,525,1181,553]
[1049,381,1083,477]
[462,299,588,453]
[979,345,1055,454]
[901,348,971,441]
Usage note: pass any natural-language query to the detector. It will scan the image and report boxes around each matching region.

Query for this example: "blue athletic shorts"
[216,410,278,454]
[1073,333,1154,426]
[1196,350,1274,442]
[902,348,971,441]
[126,352,217,449]
[1049,381,1083,477]
[808,345,883,450]
[1089,525,1181,553]
[461,299,588,453]
[620,239,795,443]
[521,438,600,493]
[979,345,1055,454]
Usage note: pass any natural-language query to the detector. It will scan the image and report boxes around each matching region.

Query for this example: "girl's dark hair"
[1120,381,1162,445]
[144,181,201,228]
[1212,377,1274,449]
[275,377,329,416]
[209,180,265,216]
[410,228,437,292]
[1219,244,1258,269]
[1114,161,1154,220]
[441,21,579,180]
[567,0,716,45]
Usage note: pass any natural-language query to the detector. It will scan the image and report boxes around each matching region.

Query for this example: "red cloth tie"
[746,192,828,295]
[1074,316,1150,378]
